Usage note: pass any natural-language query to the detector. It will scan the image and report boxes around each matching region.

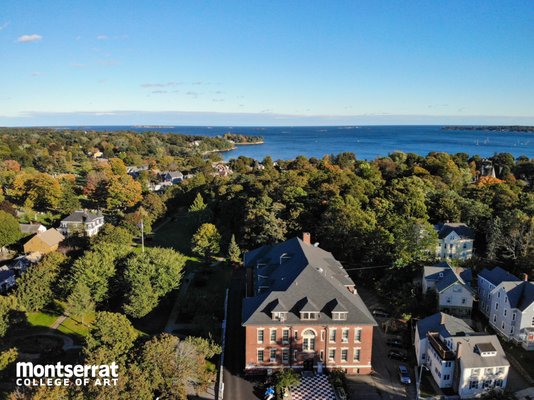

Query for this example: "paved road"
[223,268,257,400]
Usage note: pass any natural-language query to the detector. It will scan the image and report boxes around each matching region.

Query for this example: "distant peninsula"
[443,125,534,133]
[222,132,264,144]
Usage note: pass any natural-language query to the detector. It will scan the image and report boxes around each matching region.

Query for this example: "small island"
[443,125,534,133]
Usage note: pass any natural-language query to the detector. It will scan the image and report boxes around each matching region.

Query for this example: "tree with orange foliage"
[475,175,504,187]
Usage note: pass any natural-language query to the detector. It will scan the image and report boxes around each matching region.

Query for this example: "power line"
[343,264,392,271]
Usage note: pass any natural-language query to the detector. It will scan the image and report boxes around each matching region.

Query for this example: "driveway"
[223,268,257,400]
[350,284,417,400]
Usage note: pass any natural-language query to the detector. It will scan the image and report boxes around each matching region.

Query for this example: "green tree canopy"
[91,224,133,247]
[85,312,138,364]
[227,234,241,263]
[65,282,95,325]
[15,253,66,312]
[123,248,185,318]
[192,223,221,260]
[0,210,21,248]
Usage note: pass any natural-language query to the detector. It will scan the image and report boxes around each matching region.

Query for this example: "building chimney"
[524,273,529,282]
[302,232,311,245]
[456,341,462,359]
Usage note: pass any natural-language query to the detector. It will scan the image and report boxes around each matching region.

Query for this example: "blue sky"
[1,1,534,126]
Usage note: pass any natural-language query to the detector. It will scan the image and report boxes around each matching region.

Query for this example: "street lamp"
[416,363,429,400]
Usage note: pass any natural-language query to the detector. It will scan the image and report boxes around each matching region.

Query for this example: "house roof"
[62,210,102,223]
[271,299,286,312]
[423,262,473,294]
[454,335,509,369]
[0,269,15,282]
[19,223,46,234]
[242,237,376,327]
[416,312,474,340]
[26,228,65,248]
[434,223,475,240]
[496,281,534,311]
[478,266,519,286]
[164,171,183,178]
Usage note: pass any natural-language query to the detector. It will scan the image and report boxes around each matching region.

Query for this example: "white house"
[434,223,475,260]
[452,336,509,398]
[161,171,183,184]
[423,262,475,317]
[415,312,474,366]
[477,267,519,318]
[488,277,534,350]
[58,210,104,237]
[417,313,509,398]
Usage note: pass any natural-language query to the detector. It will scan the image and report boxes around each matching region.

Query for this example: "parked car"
[388,350,408,361]
[387,339,407,349]
[372,309,391,318]
[398,365,411,384]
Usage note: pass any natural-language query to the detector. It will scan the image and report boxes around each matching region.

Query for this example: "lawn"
[150,208,197,255]
[26,311,59,328]
[57,313,95,337]
[26,303,96,339]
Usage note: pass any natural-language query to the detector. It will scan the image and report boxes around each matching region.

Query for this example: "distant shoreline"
[202,141,264,155]
[443,126,534,133]
[232,141,264,145]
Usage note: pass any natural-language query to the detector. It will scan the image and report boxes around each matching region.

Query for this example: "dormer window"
[300,312,319,320]
[332,312,348,321]
[475,343,497,357]
[272,312,287,321]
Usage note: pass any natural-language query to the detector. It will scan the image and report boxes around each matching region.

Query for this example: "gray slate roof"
[497,281,534,311]
[454,335,509,369]
[163,171,183,178]
[416,312,474,340]
[434,223,475,240]
[423,262,473,293]
[19,223,46,234]
[242,237,376,327]
[0,269,15,282]
[478,266,519,286]
[62,210,102,223]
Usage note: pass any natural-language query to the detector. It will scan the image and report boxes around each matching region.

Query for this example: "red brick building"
[242,234,376,374]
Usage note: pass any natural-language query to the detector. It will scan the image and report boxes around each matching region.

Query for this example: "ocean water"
[78,125,533,161]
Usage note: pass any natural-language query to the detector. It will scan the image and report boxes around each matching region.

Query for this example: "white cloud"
[141,82,181,88]
[0,21,10,31]
[96,35,108,40]
[17,34,42,43]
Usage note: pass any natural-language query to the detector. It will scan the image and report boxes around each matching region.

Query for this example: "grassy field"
[26,301,96,339]
[57,314,95,337]
[150,209,197,255]
[26,311,58,328]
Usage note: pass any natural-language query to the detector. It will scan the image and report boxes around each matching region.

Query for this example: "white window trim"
[341,328,350,343]
[257,328,265,344]
[354,328,362,342]
[270,328,277,343]
[341,348,349,362]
